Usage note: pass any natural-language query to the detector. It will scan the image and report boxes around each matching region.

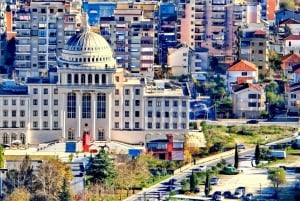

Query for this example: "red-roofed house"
[284,35,300,55]
[285,82,300,114]
[232,83,266,118]
[281,53,300,80]
[279,19,300,35]
[226,60,258,91]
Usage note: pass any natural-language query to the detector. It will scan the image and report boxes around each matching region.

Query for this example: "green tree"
[59,178,71,201]
[189,171,197,192]
[234,144,239,169]
[86,149,117,185]
[268,168,287,189]
[280,0,295,9]
[255,144,261,165]
[0,145,4,168]
[204,171,211,197]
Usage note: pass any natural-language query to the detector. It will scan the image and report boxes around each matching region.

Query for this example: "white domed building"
[56,29,116,142]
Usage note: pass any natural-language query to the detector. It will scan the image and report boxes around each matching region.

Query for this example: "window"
[135,100,140,106]
[115,100,119,106]
[97,93,106,118]
[20,100,25,106]
[68,129,75,140]
[11,110,16,117]
[54,121,59,128]
[114,122,119,129]
[156,101,161,107]
[33,121,38,128]
[181,112,186,118]
[43,121,48,128]
[67,74,72,84]
[12,121,17,128]
[173,112,178,118]
[165,123,169,129]
[291,94,296,99]
[181,123,186,129]
[165,112,169,118]
[33,88,38,94]
[115,89,119,95]
[248,102,257,107]
[156,122,160,129]
[248,94,257,99]
[156,111,161,118]
[54,99,58,105]
[135,111,140,117]
[44,99,48,105]
[97,129,105,141]
[33,110,38,116]
[173,101,178,107]
[182,101,187,107]
[67,93,76,118]
[3,110,7,117]
[81,74,85,84]
[20,121,25,128]
[241,72,247,76]
[135,89,140,95]
[44,88,48,94]
[134,122,140,129]
[148,100,152,107]
[20,110,25,117]
[54,88,58,94]
[258,50,263,54]
[147,122,152,129]
[259,42,263,46]
[125,122,129,128]
[125,111,129,117]
[125,89,130,95]
[115,76,119,82]
[125,100,130,106]
[82,93,91,118]
[165,100,169,107]
[148,111,152,118]
[33,99,38,105]
[12,100,16,105]
[173,123,177,129]
[115,111,119,117]
[43,110,48,116]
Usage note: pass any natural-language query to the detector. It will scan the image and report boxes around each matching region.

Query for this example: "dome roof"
[60,29,116,69]
[65,30,111,53]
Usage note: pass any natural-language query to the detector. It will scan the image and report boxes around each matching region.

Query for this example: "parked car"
[246,119,259,124]
[220,166,240,175]
[210,177,220,185]
[223,191,232,198]
[232,191,243,199]
[199,165,207,171]
[244,193,253,201]
[212,191,224,201]
[237,144,246,149]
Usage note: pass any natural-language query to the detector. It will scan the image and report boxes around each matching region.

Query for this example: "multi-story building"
[240,29,269,75]
[14,0,82,79]
[0,29,189,146]
[99,2,156,76]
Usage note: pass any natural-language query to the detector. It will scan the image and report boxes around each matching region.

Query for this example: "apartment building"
[14,0,82,79]
[99,2,156,76]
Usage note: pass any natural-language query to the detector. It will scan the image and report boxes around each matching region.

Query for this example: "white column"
[61,93,66,139]
[107,93,112,141]
[92,92,96,140]
[77,92,81,139]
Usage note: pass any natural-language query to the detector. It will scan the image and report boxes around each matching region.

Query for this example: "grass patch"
[144,174,172,188]
[5,155,57,161]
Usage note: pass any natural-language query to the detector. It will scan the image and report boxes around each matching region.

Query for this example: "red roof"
[284,35,300,40]
[254,30,267,36]
[227,60,257,71]
[281,53,300,70]
[267,0,277,20]
[280,18,300,25]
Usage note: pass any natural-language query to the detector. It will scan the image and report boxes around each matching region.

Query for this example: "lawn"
[204,124,295,149]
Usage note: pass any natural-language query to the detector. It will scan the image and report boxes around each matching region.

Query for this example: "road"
[124,149,254,201]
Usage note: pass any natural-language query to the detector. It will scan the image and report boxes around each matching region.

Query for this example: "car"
[213,191,224,201]
[166,185,176,191]
[210,177,220,185]
[246,119,259,124]
[237,144,246,149]
[223,191,232,198]
[199,165,207,171]
[244,193,253,201]
[232,191,243,199]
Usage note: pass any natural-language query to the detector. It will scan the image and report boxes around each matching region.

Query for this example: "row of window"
[3,110,26,117]
[32,88,58,95]
[67,74,107,85]
[1,133,26,145]
[115,88,141,96]
[147,100,187,107]
[1,121,26,128]
[67,128,105,141]
[113,122,187,129]
[147,111,186,118]
[1,99,26,106]
[32,99,59,106]
[67,93,106,119]
[32,121,59,129]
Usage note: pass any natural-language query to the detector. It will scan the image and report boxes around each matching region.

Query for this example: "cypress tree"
[59,178,71,201]
[234,144,239,169]
[255,143,261,165]
[204,171,211,197]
